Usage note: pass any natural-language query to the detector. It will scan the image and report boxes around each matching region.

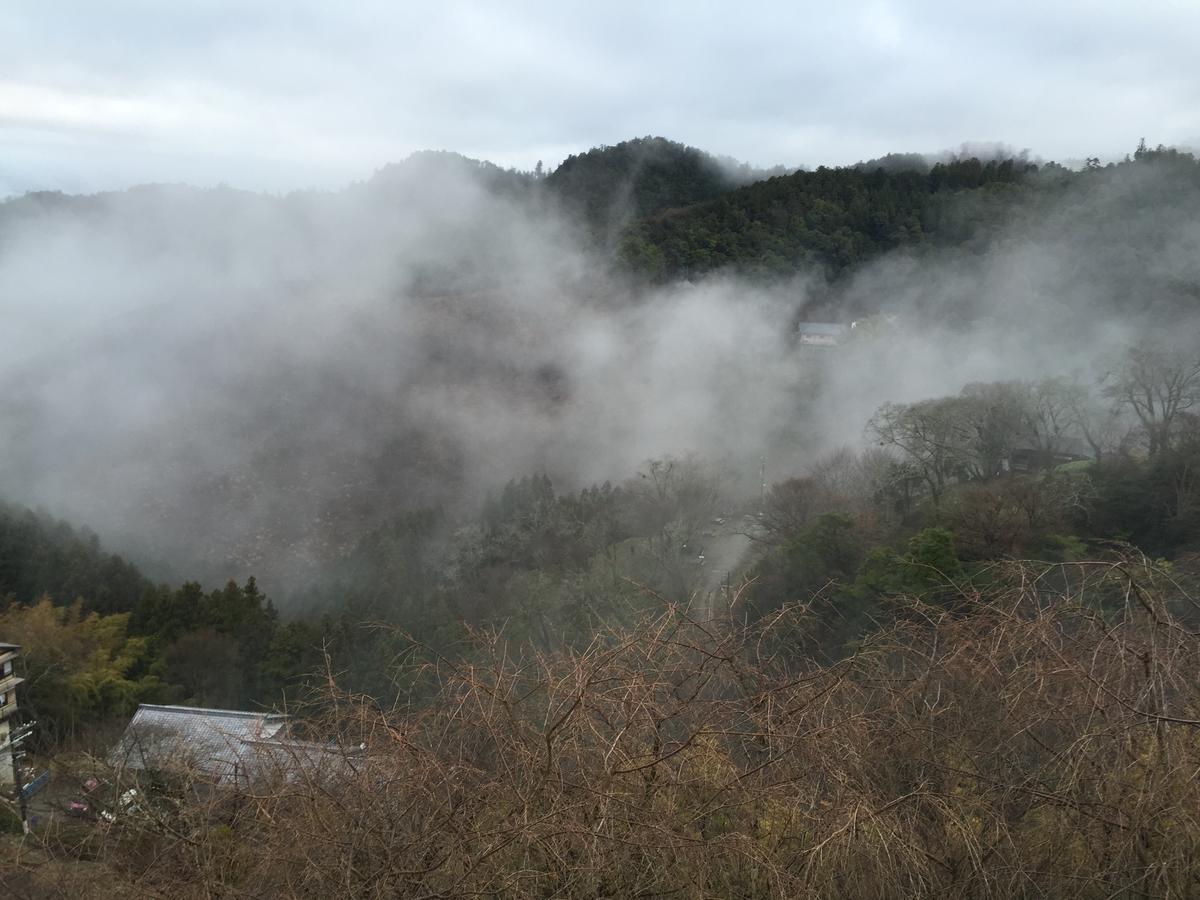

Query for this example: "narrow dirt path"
[698,517,762,618]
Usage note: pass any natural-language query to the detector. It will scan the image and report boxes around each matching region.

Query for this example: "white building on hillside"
[0,643,24,786]
[796,322,848,346]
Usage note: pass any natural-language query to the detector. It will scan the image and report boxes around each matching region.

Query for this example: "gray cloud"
[3,1,1199,195]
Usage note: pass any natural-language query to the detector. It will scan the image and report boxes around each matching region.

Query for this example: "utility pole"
[3,721,35,832]
[0,720,36,833]
[759,455,767,515]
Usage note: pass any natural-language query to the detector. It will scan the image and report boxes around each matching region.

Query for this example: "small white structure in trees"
[796,322,848,346]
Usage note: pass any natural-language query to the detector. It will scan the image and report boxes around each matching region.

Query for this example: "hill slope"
[617,156,1039,280]
[544,136,779,239]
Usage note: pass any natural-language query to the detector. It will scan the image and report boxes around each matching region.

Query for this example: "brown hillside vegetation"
[9,555,1200,898]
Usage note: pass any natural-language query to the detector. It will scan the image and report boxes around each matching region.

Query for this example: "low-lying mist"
[1,153,1196,594]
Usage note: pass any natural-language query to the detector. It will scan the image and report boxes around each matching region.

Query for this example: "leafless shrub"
[26,556,1200,898]
[760,476,839,541]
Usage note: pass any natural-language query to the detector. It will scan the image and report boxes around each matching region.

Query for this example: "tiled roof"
[796,322,847,335]
[110,704,287,783]
[109,704,363,786]
[239,736,363,783]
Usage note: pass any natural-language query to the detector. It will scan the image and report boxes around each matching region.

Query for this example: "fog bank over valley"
[2,147,1197,593]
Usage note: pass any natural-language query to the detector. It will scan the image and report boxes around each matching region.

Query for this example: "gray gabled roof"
[1012,435,1091,458]
[796,322,847,335]
[110,704,287,783]
[238,736,364,784]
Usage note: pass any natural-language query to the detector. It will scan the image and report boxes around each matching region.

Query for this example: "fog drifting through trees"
[1,149,1198,594]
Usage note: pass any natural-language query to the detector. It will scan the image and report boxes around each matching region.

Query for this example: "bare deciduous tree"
[868,399,971,502]
[22,555,1200,899]
[1104,339,1200,457]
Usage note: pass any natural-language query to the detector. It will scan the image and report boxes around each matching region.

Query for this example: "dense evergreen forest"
[10,135,1195,291]
[3,136,1199,726]
[4,137,1200,895]
[4,339,1199,737]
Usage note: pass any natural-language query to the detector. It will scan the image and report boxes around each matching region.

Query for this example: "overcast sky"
[3,0,1198,196]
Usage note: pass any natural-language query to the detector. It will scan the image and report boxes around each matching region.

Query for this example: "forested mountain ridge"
[9,136,1195,293]
[0,501,150,615]
[6,136,1200,893]
[543,135,787,238]
[0,136,752,245]
[2,139,1198,601]
[0,500,322,742]
[618,155,1041,279]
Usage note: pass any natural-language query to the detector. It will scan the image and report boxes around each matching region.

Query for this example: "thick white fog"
[1,155,1195,590]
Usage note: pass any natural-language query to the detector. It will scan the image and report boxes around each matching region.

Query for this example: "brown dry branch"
[17,555,1200,898]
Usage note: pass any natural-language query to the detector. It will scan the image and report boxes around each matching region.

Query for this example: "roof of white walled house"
[110,704,288,783]
[796,322,847,335]
[1010,435,1092,458]
[110,704,362,785]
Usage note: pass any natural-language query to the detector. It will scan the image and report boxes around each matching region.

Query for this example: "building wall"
[1,649,21,786]
[798,333,839,346]
[0,718,12,786]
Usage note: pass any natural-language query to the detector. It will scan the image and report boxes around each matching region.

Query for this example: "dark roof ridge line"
[135,703,286,720]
